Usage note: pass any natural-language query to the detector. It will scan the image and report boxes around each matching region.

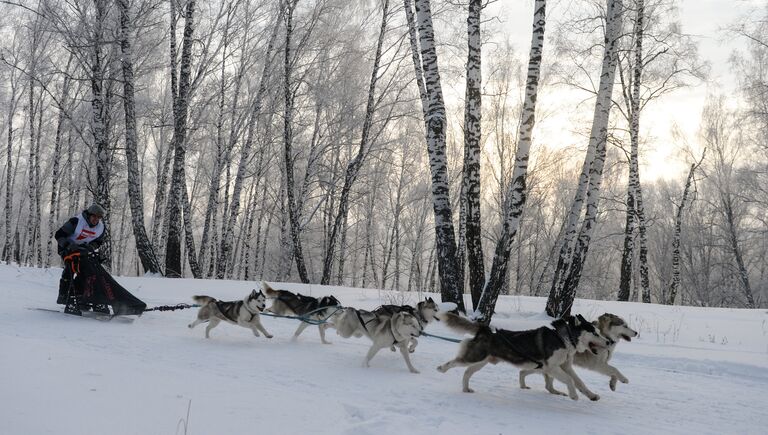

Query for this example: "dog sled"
[62,250,147,316]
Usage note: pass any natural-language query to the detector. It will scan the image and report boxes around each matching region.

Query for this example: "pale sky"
[484,0,761,181]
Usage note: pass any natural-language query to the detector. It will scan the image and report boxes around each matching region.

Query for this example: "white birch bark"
[476,0,546,321]
[546,0,623,317]
[413,0,464,310]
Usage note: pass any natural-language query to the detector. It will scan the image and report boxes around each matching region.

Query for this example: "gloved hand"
[64,243,80,255]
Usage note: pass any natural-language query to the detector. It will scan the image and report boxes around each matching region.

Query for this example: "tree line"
[0,0,764,320]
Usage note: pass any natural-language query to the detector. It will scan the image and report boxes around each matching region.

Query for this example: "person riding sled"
[54,203,146,316]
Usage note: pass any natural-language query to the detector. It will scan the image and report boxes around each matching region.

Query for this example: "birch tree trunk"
[546,0,623,318]
[667,154,703,305]
[320,0,389,285]
[164,0,196,278]
[45,55,73,267]
[475,0,546,321]
[91,0,113,269]
[4,69,20,264]
[217,2,283,279]
[118,0,163,275]
[282,0,310,283]
[412,0,464,311]
[462,0,485,309]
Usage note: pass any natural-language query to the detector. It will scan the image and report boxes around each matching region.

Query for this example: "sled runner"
[61,250,147,316]
[30,307,136,323]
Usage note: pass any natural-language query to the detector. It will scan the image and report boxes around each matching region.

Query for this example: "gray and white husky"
[335,307,424,373]
[519,312,637,394]
[373,297,439,353]
[262,282,342,344]
[436,312,609,401]
[188,290,273,340]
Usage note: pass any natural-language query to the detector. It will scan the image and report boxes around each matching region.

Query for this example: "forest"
[0,0,765,319]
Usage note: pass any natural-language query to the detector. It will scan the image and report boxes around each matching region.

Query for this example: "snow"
[1,264,766,435]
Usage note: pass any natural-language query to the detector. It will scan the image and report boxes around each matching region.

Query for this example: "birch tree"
[546,0,623,318]
[410,0,464,310]
[475,0,546,321]
[164,0,196,278]
[117,0,162,275]
[320,0,390,285]
[461,0,485,309]
[217,1,283,279]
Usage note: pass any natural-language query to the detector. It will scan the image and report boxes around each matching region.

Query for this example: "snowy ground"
[1,264,767,435]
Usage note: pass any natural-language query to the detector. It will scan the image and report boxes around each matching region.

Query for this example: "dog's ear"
[427,297,434,303]
[576,314,588,325]
[572,315,581,326]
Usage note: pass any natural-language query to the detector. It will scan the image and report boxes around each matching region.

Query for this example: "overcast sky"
[483,0,762,181]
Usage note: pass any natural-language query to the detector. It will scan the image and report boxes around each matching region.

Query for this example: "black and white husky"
[519,312,637,394]
[436,312,610,400]
[334,307,424,373]
[373,297,439,353]
[262,282,342,344]
[188,290,273,340]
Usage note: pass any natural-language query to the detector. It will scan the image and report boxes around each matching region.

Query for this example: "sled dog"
[373,297,439,352]
[262,282,342,344]
[519,313,637,394]
[334,307,424,373]
[188,289,273,340]
[436,312,609,400]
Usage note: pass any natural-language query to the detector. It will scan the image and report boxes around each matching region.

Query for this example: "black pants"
[57,255,74,304]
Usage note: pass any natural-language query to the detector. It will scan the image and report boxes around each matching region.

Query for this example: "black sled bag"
[70,254,147,315]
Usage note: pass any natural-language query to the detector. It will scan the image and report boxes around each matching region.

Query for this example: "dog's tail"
[192,295,216,306]
[261,281,279,298]
[437,311,483,334]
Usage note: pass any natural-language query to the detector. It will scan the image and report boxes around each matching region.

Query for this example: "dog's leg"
[397,342,420,374]
[561,363,600,401]
[363,343,385,368]
[437,358,466,373]
[318,323,332,345]
[518,369,534,389]
[408,337,418,353]
[543,373,568,396]
[292,321,311,341]
[188,317,205,329]
[252,320,274,339]
[546,365,579,401]
[204,318,221,339]
[461,361,488,393]
[591,363,629,391]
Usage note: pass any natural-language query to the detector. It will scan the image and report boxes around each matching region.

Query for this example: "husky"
[334,307,424,373]
[373,297,439,353]
[262,282,342,344]
[188,290,273,340]
[519,313,637,394]
[436,312,609,400]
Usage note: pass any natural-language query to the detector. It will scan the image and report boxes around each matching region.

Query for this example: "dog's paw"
[520,385,531,390]
[410,369,420,374]
[266,334,274,339]
[568,393,579,401]
[436,365,448,373]
[620,376,629,384]
[462,387,475,393]
[589,394,600,402]
[610,377,618,391]
[389,346,396,352]
[322,340,332,345]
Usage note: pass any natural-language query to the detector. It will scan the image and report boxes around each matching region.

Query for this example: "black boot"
[57,279,71,305]
[64,300,82,316]
[92,304,110,314]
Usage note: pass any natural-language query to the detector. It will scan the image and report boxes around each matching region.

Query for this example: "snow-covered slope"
[1,264,766,435]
